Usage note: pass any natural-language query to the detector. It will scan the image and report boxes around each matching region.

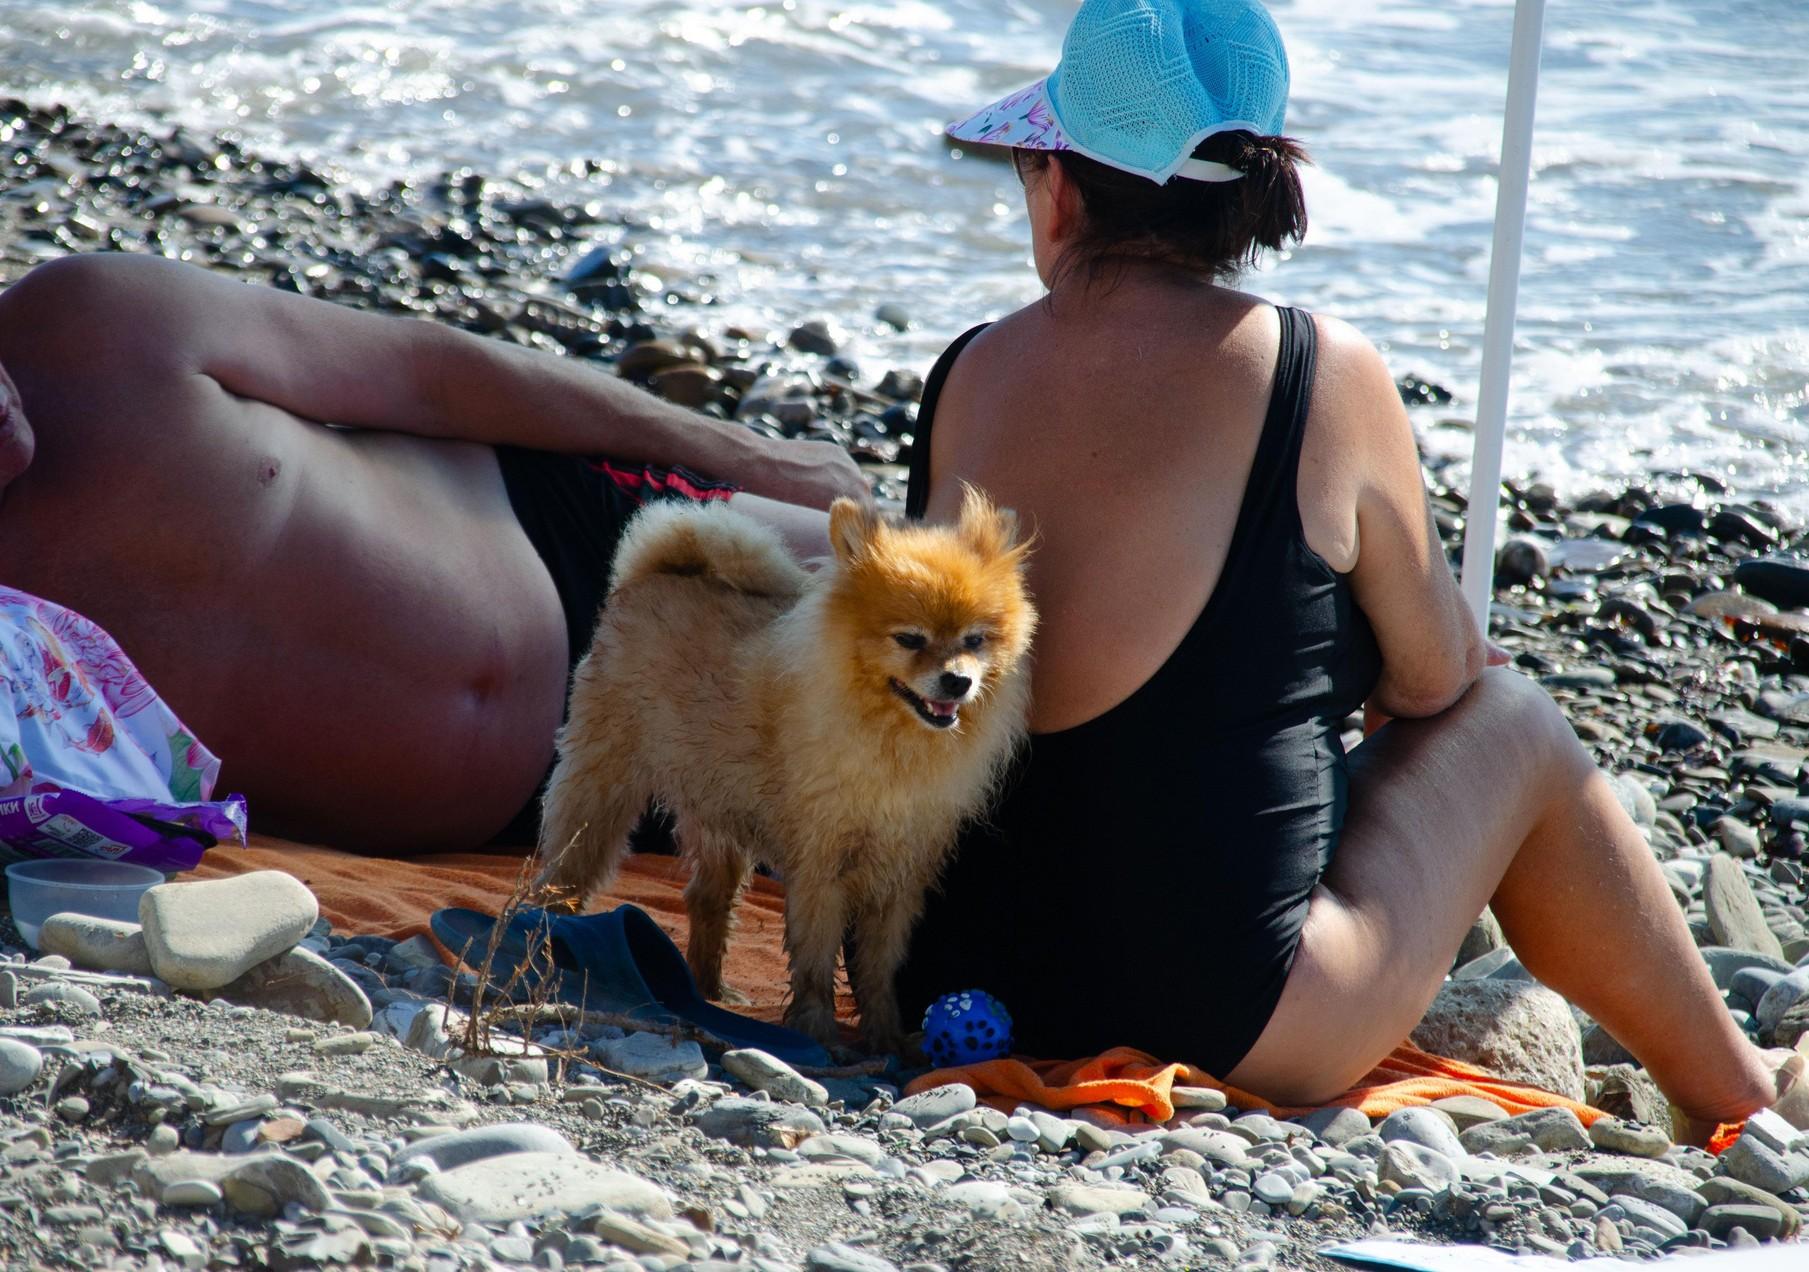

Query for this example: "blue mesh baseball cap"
[947,0,1290,185]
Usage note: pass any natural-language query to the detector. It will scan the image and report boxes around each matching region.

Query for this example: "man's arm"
[28,253,866,509]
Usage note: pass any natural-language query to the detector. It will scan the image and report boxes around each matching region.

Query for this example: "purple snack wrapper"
[2,584,252,872]
[0,785,247,873]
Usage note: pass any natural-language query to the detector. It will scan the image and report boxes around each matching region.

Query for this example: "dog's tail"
[609,499,809,600]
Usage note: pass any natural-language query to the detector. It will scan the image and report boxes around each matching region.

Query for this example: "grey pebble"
[0,1037,43,1095]
[163,1178,224,1207]
[890,1083,975,1128]
[22,981,103,1017]
[1376,1107,1467,1160]
[805,1242,900,1272]
[393,1122,574,1176]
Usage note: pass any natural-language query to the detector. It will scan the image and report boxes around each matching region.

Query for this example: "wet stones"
[614,337,697,380]
[1733,555,1809,609]
[1495,537,1551,586]
[873,302,911,332]
[788,319,840,356]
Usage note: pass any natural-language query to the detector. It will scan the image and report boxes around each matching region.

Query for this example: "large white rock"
[139,871,319,991]
[1410,979,1586,1102]
[37,914,154,976]
[417,1151,671,1223]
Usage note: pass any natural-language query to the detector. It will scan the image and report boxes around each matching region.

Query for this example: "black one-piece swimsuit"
[893,306,1384,1078]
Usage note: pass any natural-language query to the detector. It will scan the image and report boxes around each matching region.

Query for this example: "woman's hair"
[1015,130,1308,284]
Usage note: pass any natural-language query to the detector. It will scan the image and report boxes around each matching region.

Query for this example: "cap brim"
[945,78,1072,153]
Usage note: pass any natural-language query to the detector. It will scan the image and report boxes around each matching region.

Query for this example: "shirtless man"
[0,253,846,850]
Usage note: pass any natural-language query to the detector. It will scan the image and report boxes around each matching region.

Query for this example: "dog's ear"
[957,483,1020,557]
[829,498,881,565]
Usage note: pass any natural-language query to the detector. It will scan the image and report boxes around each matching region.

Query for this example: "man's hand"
[0,362,33,495]
[743,437,869,509]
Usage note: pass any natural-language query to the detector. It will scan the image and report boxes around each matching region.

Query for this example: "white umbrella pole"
[1459,0,1548,629]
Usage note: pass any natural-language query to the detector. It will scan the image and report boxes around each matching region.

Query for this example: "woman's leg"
[1225,667,1774,1129]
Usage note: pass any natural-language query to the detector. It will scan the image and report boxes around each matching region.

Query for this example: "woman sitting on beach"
[0,0,1795,1139]
[889,0,1798,1136]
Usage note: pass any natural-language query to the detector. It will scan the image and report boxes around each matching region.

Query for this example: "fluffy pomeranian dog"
[536,488,1035,1051]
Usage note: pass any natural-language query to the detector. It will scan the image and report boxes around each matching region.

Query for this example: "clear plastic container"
[4,858,164,951]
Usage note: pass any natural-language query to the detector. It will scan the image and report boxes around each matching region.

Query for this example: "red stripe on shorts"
[591,460,738,505]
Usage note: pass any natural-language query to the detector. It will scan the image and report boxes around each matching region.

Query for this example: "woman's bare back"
[922,274,1356,732]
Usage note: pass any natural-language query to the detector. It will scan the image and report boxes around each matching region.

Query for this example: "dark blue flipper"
[430,904,832,1067]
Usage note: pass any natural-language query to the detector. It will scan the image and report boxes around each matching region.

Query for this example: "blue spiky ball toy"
[922,989,1013,1066]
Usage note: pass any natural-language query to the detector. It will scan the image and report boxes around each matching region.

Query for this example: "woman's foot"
[1675,1039,1809,1146]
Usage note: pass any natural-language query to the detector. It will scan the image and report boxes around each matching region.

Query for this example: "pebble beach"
[4,98,1809,1271]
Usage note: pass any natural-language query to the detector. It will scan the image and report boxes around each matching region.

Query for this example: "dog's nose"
[938,672,973,698]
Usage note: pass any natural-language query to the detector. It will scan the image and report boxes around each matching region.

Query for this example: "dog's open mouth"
[890,679,961,729]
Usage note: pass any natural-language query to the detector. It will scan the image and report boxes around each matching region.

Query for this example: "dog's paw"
[713,984,752,1007]
[859,1027,909,1059]
[783,1002,842,1048]
[893,1030,930,1067]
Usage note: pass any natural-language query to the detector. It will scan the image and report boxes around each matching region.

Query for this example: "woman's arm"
[24,253,866,510]
[1315,318,1486,720]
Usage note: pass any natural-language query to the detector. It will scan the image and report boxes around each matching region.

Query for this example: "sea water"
[4,0,1806,509]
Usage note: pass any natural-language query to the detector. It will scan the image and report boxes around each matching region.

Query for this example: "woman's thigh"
[1224,667,1576,1102]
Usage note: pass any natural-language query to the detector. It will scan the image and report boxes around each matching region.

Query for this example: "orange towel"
[905,1043,1608,1127]
[191,838,1605,1126]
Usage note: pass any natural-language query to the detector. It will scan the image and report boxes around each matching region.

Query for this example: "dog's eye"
[892,632,927,651]
[963,633,987,650]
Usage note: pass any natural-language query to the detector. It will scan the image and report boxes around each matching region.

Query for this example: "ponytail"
[1020,130,1310,283]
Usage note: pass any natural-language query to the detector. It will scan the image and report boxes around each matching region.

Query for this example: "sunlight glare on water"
[3,0,1806,506]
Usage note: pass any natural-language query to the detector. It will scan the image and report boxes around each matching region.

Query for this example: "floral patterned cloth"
[0,586,244,868]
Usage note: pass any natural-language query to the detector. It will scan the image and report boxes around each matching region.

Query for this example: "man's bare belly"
[0,373,569,850]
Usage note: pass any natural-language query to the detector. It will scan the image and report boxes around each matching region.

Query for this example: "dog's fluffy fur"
[536,489,1035,1050]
